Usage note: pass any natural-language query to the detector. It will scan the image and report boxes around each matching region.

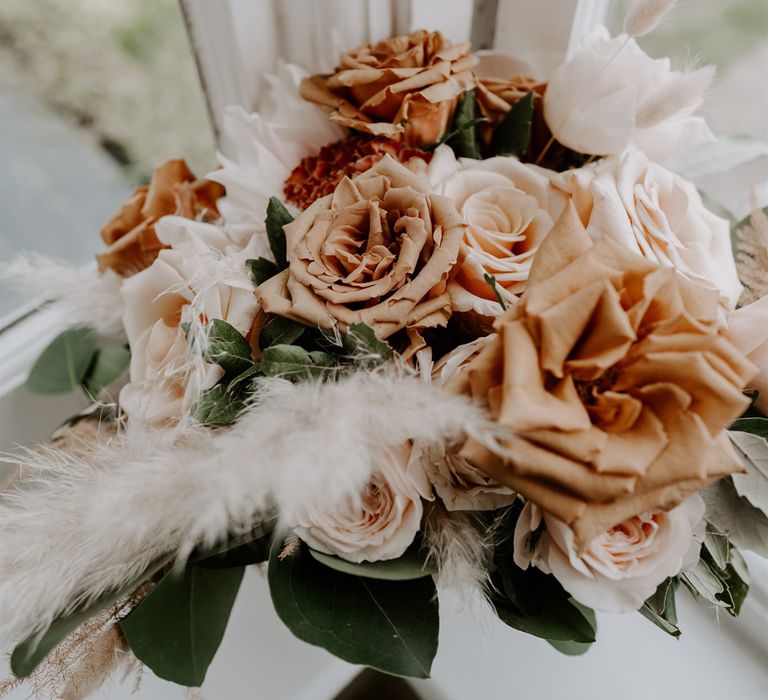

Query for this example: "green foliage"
[682,537,749,617]
[341,322,392,366]
[246,257,280,287]
[191,521,276,569]
[445,89,482,159]
[702,477,768,557]
[120,564,244,687]
[730,416,768,439]
[26,327,99,394]
[308,544,436,581]
[266,197,294,269]
[259,344,338,381]
[268,538,439,678]
[483,273,508,310]
[194,385,247,426]
[203,319,254,377]
[259,315,306,350]
[84,346,131,394]
[488,91,534,158]
[640,577,681,638]
[11,555,172,678]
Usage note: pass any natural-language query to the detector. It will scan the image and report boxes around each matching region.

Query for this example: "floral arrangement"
[2,3,768,697]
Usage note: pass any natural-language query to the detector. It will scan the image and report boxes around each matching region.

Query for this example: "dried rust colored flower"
[284,135,432,210]
[97,159,224,277]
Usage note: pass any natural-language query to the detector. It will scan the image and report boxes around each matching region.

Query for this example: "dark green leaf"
[446,90,482,159]
[204,319,253,377]
[269,539,439,678]
[699,544,750,616]
[120,564,244,687]
[547,639,593,656]
[309,545,436,581]
[341,322,391,365]
[266,197,294,269]
[194,384,246,426]
[640,577,681,638]
[83,346,131,394]
[227,364,263,394]
[26,327,99,394]
[488,92,534,158]
[11,556,172,678]
[246,257,280,287]
[259,315,306,350]
[730,417,768,439]
[483,273,508,311]
[191,521,276,569]
[260,344,338,381]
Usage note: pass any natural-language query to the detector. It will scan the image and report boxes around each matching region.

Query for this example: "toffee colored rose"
[449,205,756,546]
[294,443,432,563]
[258,156,465,340]
[98,159,223,276]
[300,30,477,146]
[513,497,704,613]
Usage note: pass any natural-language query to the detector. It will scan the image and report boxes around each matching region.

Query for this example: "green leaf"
[640,577,681,638]
[194,384,246,427]
[702,477,768,557]
[483,273,508,311]
[191,522,276,569]
[246,257,280,287]
[266,197,294,269]
[547,639,593,656]
[446,90,482,159]
[309,545,437,581]
[120,564,244,687]
[83,346,131,394]
[259,315,306,350]
[260,344,338,381]
[730,417,768,439]
[268,539,439,678]
[729,427,768,515]
[341,322,391,365]
[26,327,99,394]
[227,363,262,394]
[488,91,534,158]
[11,555,172,678]
[204,319,253,377]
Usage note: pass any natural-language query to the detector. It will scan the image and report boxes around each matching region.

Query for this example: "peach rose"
[513,497,704,613]
[428,145,565,315]
[258,156,465,340]
[726,295,768,414]
[98,159,223,276]
[300,30,477,146]
[294,443,432,563]
[416,336,517,511]
[120,217,261,426]
[552,148,743,310]
[450,205,756,547]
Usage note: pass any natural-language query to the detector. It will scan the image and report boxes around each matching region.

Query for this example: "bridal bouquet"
[3,3,768,697]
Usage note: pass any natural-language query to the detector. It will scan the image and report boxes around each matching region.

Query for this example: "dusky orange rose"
[258,156,465,340]
[97,159,223,276]
[449,205,757,546]
[300,30,477,146]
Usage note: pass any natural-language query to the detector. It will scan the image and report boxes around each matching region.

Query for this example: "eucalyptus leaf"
[204,319,253,377]
[547,639,593,656]
[681,559,728,608]
[260,344,338,381]
[265,197,294,269]
[309,545,436,581]
[702,478,768,557]
[246,257,280,287]
[120,564,244,687]
[729,428,768,515]
[84,346,131,394]
[446,90,481,159]
[640,577,680,638]
[488,92,534,157]
[26,327,98,394]
[259,316,306,350]
[268,539,439,678]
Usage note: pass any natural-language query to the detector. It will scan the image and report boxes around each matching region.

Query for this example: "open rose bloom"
[5,17,768,693]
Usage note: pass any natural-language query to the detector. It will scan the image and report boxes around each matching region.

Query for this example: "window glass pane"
[0,0,215,321]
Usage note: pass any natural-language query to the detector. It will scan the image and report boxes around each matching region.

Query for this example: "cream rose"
[513,496,704,613]
[294,443,432,563]
[544,29,714,159]
[552,148,743,310]
[726,296,768,414]
[258,155,465,340]
[428,145,564,315]
[120,217,261,426]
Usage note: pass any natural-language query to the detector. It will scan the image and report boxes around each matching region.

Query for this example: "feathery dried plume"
[0,254,125,339]
[623,0,676,38]
[635,65,715,128]
[735,205,768,306]
[0,371,491,646]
